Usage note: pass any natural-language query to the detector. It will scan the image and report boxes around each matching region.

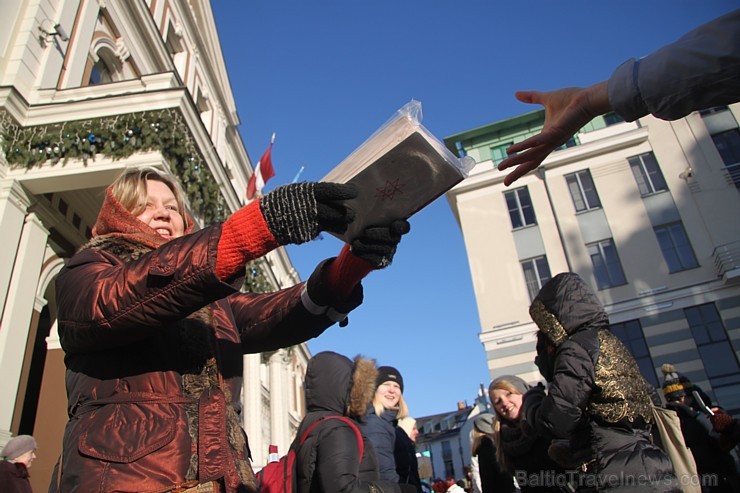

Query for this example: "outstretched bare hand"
[498,81,611,186]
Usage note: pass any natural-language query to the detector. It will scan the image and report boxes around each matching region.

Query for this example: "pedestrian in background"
[489,376,564,492]
[395,416,422,492]
[293,351,407,493]
[362,366,409,483]
[661,364,740,492]
[1,435,37,493]
[523,272,678,491]
[470,413,515,493]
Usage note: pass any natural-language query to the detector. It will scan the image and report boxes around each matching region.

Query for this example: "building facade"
[444,104,740,415]
[0,1,309,490]
[415,391,489,484]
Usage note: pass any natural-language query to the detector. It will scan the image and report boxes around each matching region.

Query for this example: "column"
[242,352,264,466]
[0,180,32,321]
[0,212,50,432]
[268,349,290,455]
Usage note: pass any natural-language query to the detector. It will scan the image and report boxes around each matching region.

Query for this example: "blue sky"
[211,1,737,418]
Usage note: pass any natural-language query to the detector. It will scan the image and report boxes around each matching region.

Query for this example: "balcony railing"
[714,240,740,280]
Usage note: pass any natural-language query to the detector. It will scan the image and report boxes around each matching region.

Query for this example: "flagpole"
[291,165,305,184]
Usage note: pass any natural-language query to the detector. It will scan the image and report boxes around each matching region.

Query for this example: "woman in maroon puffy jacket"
[50,167,409,493]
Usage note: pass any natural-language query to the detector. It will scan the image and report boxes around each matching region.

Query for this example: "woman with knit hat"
[50,168,410,493]
[1,435,37,493]
[488,376,565,492]
[661,364,740,492]
[361,365,412,485]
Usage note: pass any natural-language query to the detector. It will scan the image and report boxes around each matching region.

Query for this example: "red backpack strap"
[297,415,364,463]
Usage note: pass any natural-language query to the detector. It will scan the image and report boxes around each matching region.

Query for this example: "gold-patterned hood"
[529,273,653,424]
[529,273,609,347]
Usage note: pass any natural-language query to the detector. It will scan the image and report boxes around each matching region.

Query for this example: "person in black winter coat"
[470,414,516,493]
[488,376,566,492]
[660,364,740,492]
[395,417,422,492]
[294,351,409,493]
[523,272,679,491]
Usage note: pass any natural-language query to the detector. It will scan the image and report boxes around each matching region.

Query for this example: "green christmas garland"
[0,108,227,223]
[0,108,273,294]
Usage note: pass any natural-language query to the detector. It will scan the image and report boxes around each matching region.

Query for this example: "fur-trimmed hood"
[529,272,609,347]
[303,351,377,420]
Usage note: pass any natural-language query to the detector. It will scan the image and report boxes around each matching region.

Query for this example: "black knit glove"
[350,219,411,269]
[260,182,357,245]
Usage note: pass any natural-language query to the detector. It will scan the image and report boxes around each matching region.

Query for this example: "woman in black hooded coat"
[522,272,679,492]
[294,351,405,493]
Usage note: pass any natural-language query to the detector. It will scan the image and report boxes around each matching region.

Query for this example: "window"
[491,142,513,167]
[521,256,552,301]
[504,187,536,229]
[558,136,578,150]
[685,304,740,414]
[711,129,740,188]
[629,152,668,195]
[654,222,698,272]
[587,239,626,289]
[441,440,455,479]
[611,320,658,388]
[566,169,601,212]
[604,112,625,126]
[699,106,729,117]
[89,58,113,85]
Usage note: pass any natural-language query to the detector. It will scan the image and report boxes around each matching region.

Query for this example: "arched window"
[89,57,113,85]
[86,40,122,86]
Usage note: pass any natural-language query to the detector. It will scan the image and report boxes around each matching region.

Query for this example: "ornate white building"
[0,1,309,490]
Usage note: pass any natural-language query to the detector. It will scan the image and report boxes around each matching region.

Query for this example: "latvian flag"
[247,133,276,201]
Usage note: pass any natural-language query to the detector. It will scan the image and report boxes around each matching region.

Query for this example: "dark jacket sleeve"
[526,340,595,439]
[57,227,239,354]
[228,284,335,353]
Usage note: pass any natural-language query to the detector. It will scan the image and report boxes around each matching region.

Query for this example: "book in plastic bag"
[322,100,475,242]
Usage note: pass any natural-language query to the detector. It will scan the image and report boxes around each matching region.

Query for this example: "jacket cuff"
[608,57,648,122]
[215,200,279,280]
[301,259,364,323]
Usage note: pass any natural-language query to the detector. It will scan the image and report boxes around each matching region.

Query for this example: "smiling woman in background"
[488,376,565,492]
[362,366,413,487]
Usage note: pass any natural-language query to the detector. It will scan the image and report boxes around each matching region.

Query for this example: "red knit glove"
[710,411,734,433]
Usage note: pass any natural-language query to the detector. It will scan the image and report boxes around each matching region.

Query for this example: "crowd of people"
[1,7,738,493]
